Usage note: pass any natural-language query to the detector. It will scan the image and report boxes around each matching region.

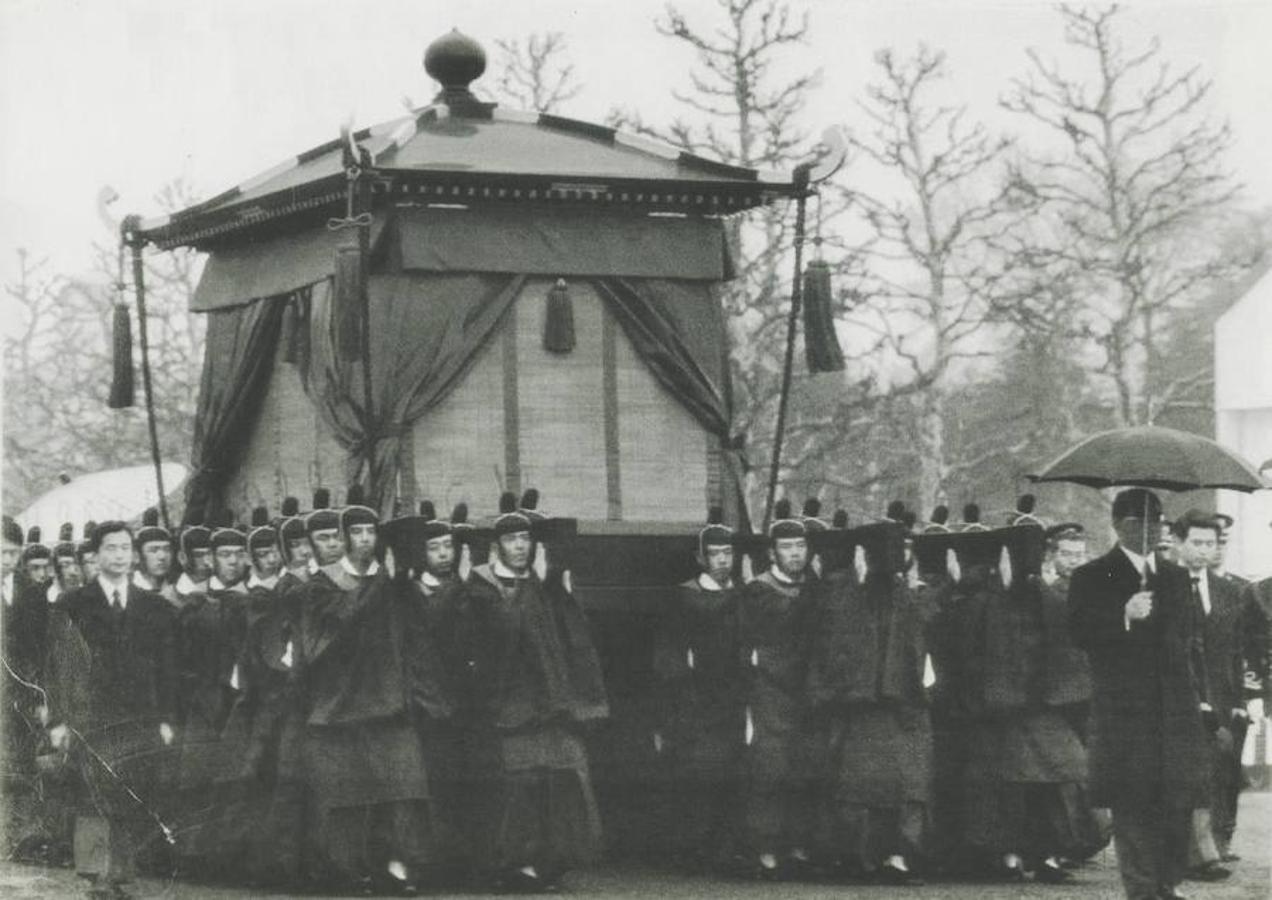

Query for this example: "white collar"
[247,571,280,590]
[1119,544,1156,576]
[132,570,162,591]
[767,565,801,585]
[2,572,12,604]
[308,557,321,574]
[98,574,129,607]
[175,572,206,596]
[47,581,61,604]
[340,556,380,577]
[419,570,442,588]
[208,575,247,593]
[697,572,729,591]
[492,558,528,580]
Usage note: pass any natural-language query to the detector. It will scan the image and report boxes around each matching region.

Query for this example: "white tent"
[18,463,187,538]
[1215,266,1272,579]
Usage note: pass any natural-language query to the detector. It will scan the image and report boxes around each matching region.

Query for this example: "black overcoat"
[1068,548,1210,808]
[1197,571,1247,716]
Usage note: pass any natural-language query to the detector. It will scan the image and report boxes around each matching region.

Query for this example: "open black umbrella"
[1030,425,1266,494]
[1029,424,1266,564]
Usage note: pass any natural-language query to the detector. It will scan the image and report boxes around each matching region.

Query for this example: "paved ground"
[3,794,1268,899]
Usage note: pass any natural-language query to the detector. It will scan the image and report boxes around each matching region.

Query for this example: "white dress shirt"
[98,575,129,610]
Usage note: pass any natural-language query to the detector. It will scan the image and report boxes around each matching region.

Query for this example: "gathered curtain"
[299,273,526,511]
[185,290,292,520]
[591,277,730,438]
[186,271,745,523]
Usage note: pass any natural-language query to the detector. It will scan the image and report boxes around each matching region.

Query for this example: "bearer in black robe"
[223,498,308,886]
[44,520,178,898]
[911,507,966,872]
[276,495,315,595]
[651,506,742,871]
[2,517,46,859]
[48,523,83,594]
[77,523,99,584]
[961,513,1093,883]
[383,500,466,881]
[173,522,212,609]
[1039,523,1109,863]
[735,499,821,879]
[294,486,435,895]
[461,492,608,892]
[172,520,249,875]
[810,516,933,885]
[132,510,178,606]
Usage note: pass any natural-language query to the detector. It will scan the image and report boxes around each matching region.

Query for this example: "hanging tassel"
[802,258,845,373]
[333,232,366,361]
[108,302,135,408]
[280,294,302,364]
[543,278,575,353]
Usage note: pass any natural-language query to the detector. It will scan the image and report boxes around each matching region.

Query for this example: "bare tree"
[1001,3,1241,426]
[840,45,1021,510]
[2,181,204,511]
[608,0,875,514]
[494,32,582,113]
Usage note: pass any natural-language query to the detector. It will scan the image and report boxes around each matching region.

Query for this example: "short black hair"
[1171,509,1219,541]
[90,520,134,552]
[1111,488,1162,522]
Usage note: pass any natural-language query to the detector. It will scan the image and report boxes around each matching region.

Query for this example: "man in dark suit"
[1068,489,1212,900]
[1171,510,1245,876]
[45,521,178,899]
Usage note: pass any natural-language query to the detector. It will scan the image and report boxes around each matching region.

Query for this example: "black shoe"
[1034,861,1076,884]
[498,868,547,893]
[997,862,1027,883]
[747,861,783,882]
[782,854,814,880]
[877,863,925,886]
[1184,862,1231,882]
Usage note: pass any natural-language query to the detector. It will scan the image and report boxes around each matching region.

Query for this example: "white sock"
[886,854,908,871]
[759,853,778,869]
[387,860,408,881]
[518,865,539,879]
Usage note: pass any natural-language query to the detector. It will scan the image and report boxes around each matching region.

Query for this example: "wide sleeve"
[42,605,91,729]
[154,601,179,723]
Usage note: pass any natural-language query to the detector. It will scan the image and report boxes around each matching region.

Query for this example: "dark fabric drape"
[591,277,729,437]
[185,292,289,519]
[299,273,526,511]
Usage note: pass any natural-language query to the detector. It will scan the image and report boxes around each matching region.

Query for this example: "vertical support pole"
[763,165,812,531]
[122,217,170,531]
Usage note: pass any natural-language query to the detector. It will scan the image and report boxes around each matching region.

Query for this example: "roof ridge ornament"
[424,29,495,118]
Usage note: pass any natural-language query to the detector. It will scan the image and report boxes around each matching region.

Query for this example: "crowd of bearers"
[3,487,1270,899]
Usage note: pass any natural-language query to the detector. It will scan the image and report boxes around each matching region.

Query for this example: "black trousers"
[1211,717,1248,853]
[1110,801,1191,900]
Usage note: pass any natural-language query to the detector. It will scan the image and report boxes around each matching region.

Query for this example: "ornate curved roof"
[135,32,798,250]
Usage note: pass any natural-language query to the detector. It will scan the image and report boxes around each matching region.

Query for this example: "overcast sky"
[1,0,1269,288]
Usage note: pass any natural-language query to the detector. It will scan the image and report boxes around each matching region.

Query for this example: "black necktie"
[1190,577,1203,614]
